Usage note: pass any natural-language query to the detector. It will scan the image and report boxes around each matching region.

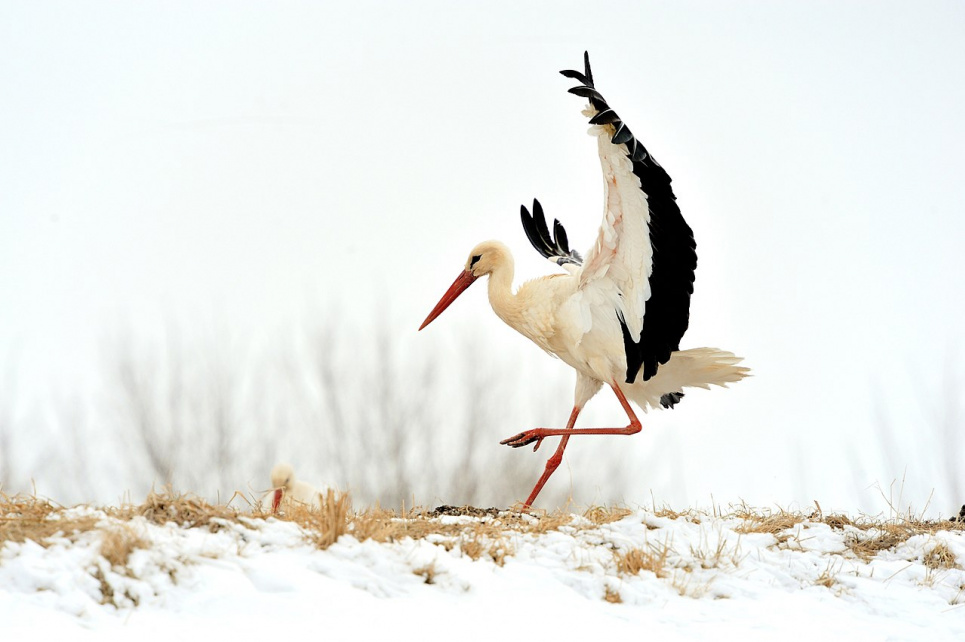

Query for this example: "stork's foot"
[500,429,548,451]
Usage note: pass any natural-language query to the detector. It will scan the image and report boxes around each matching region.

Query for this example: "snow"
[2,508,964,641]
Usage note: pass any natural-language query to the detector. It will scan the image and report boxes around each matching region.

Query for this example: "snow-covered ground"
[2,503,964,641]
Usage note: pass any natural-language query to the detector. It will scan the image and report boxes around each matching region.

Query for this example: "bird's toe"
[500,430,544,449]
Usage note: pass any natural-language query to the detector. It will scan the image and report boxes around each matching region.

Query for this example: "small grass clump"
[1,493,99,547]
[651,505,702,524]
[603,586,623,603]
[814,560,841,589]
[615,543,670,578]
[286,489,352,550]
[127,488,242,530]
[923,541,959,570]
[100,525,149,567]
[584,505,633,525]
[734,509,805,535]
[846,526,910,560]
[690,531,744,570]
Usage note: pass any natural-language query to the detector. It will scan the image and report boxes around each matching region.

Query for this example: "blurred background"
[2,1,964,516]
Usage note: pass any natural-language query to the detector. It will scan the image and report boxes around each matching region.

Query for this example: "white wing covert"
[557,53,698,383]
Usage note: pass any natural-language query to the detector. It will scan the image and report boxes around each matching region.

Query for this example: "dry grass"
[837,516,962,561]
[690,531,744,570]
[603,586,622,603]
[651,505,702,523]
[0,491,634,582]
[670,570,714,598]
[615,542,671,578]
[413,564,437,584]
[9,489,965,610]
[1,492,99,547]
[923,541,960,570]
[846,526,910,560]
[459,528,513,565]
[286,489,352,550]
[734,509,806,534]
[584,505,633,525]
[124,488,245,529]
[814,560,841,589]
[4,491,964,570]
[723,502,965,562]
[100,525,148,567]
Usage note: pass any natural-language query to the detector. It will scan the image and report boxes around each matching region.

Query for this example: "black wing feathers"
[559,68,589,84]
[560,52,697,384]
[552,219,570,254]
[520,200,583,267]
[612,123,634,145]
[588,109,621,125]
[568,86,607,103]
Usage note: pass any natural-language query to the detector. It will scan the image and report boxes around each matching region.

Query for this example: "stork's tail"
[624,347,749,412]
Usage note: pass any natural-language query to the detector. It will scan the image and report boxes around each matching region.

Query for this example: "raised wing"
[520,199,583,268]
[563,52,697,384]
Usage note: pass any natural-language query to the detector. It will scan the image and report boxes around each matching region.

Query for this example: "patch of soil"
[429,505,503,518]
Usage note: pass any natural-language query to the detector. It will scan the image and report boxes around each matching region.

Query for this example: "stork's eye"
[470,254,482,268]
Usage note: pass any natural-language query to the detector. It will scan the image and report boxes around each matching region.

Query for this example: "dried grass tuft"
[129,487,241,529]
[814,561,839,589]
[734,510,805,534]
[287,489,352,550]
[670,570,713,598]
[413,564,437,584]
[923,541,959,570]
[584,505,633,525]
[651,506,702,523]
[349,506,402,543]
[1,492,97,547]
[615,542,670,578]
[846,524,919,560]
[824,514,856,530]
[100,525,148,567]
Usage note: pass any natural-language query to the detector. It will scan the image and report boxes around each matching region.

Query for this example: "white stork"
[265,463,321,513]
[419,53,749,509]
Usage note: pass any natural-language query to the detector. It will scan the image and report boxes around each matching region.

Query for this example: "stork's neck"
[486,253,520,326]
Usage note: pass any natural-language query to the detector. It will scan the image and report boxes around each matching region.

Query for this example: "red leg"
[500,382,641,449]
[519,406,581,510]
[521,435,570,510]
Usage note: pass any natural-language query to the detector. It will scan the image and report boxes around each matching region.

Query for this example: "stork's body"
[420,53,748,509]
[479,247,742,413]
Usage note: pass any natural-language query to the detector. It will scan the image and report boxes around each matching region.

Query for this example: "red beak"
[419,269,478,330]
[271,489,283,513]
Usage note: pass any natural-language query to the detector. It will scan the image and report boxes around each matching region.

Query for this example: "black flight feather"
[568,86,606,102]
[520,199,583,266]
[559,69,589,85]
[553,219,570,254]
[611,123,634,145]
[589,109,621,125]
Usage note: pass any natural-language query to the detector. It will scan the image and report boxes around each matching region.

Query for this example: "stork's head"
[463,240,510,278]
[419,240,509,331]
[270,462,295,489]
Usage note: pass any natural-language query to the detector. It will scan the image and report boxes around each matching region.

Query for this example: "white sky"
[2,1,965,513]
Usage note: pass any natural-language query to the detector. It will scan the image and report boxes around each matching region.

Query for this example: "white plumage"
[580,115,654,344]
